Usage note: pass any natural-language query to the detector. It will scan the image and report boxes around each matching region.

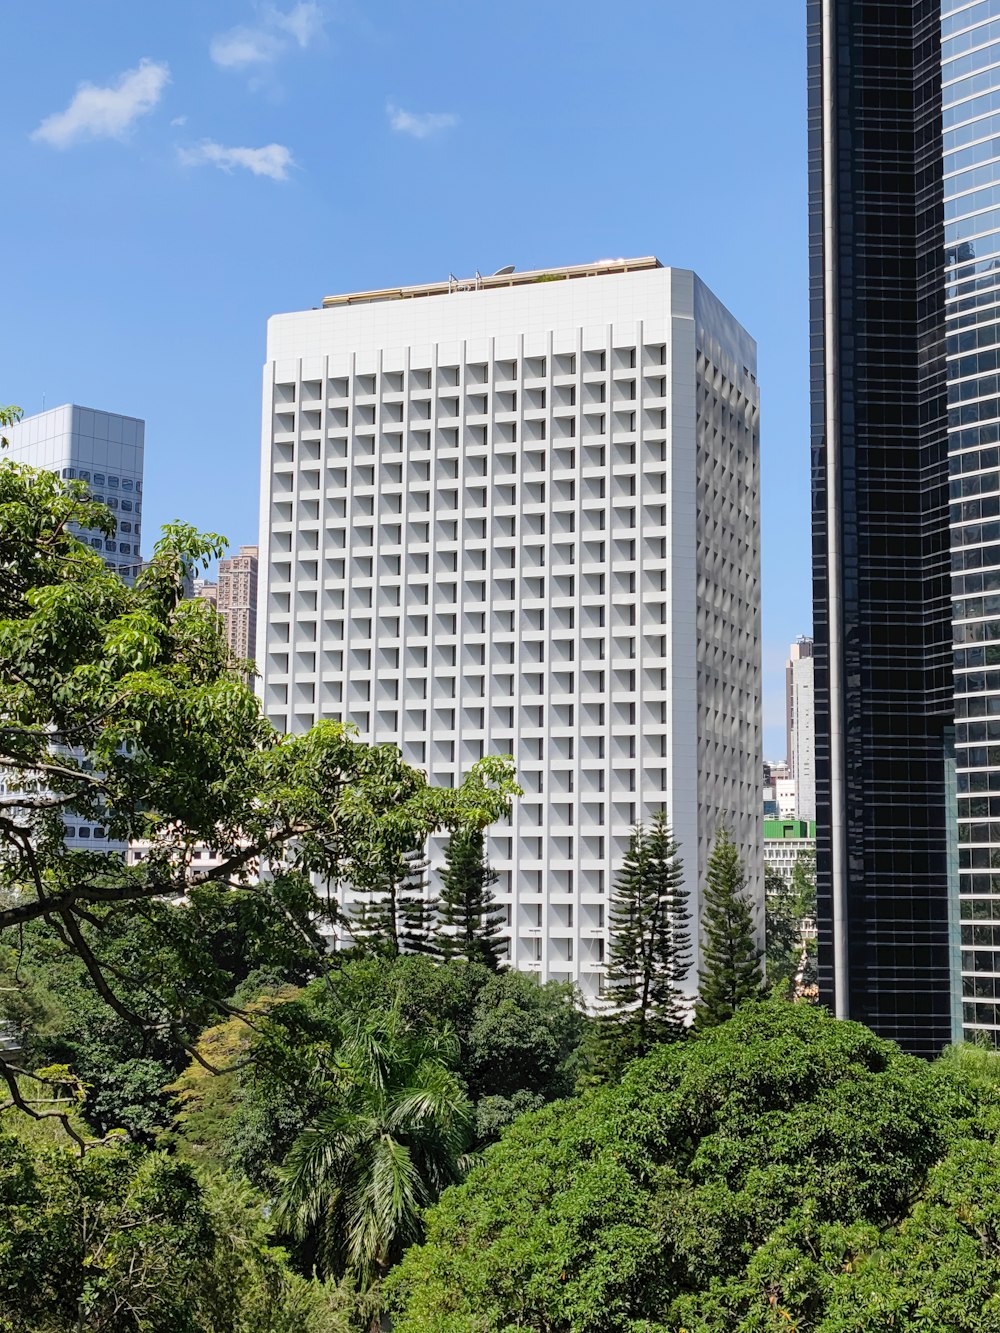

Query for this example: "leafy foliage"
[212,956,587,1202]
[0,1130,359,1332]
[0,457,517,1133]
[275,1007,473,1288]
[387,1002,968,1332]
[765,851,817,995]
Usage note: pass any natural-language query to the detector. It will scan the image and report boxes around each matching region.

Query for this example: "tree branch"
[0,1054,87,1153]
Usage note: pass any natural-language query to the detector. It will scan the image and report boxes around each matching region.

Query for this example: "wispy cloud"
[32,59,170,148]
[210,3,325,69]
[178,140,294,181]
[271,2,324,47]
[210,28,283,69]
[170,115,188,128]
[387,102,459,139]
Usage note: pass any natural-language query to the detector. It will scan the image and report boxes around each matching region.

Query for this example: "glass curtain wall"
[944,0,1000,1041]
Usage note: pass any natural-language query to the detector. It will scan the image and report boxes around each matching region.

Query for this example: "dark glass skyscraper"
[808,0,958,1057]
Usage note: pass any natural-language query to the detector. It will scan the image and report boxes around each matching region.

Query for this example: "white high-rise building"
[3,404,145,582]
[258,258,762,997]
[2,404,146,858]
[785,636,815,823]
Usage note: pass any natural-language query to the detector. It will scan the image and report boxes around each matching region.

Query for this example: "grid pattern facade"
[764,834,816,886]
[217,545,259,665]
[944,0,1000,1040]
[3,405,145,582]
[809,0,957,1056]
[259,266,761,997]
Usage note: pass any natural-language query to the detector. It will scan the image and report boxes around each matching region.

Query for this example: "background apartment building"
[197,545,260,671]
[258,258,762,997]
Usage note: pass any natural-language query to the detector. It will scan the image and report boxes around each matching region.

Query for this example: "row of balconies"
[277,362,665,408]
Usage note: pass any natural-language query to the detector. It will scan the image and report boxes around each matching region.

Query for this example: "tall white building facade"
[785,635,815,822]
[258,258,762,997]
[2,404,145,858]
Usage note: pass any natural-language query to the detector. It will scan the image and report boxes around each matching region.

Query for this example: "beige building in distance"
[197,545,259,670]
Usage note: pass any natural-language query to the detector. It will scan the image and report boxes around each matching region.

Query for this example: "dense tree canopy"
[387,1001,998,1332]
[0,1128,360,1332]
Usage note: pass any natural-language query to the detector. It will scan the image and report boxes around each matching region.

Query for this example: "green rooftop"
[764,819,816,840]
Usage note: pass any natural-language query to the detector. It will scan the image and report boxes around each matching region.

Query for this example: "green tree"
[210,958,587,1196]
[0,1128,357,1332]
[693,824,763,1031]
[764,851,817,997]
[764,863,801,993]
[0,453,518,1130]
[354,853,440,959]
[386,1002,955,1333]
[464,970,585,1142]
[435,826,506,969]
[598,810,690,1074]
[276,1008,473,1292]
[350,851,437,958]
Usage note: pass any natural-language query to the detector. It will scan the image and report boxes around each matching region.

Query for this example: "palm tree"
[276,1008,473,1292]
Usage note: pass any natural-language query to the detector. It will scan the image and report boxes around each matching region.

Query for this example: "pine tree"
[693,824,764,1031]
[434,826,506,969]
[397,851,439,956]
[598,809,691,1075]
[351,850,437,957]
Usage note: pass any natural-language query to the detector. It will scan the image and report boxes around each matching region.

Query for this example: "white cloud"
[387,103,459,139]
[209,28,283,69]
[271,2,324,47]
[170,115,188,127]
[178,140,294,181]
[210,4,325,68]
[32,59,170,148]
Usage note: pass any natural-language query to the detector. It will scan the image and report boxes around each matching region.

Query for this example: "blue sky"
[1,0,808,757]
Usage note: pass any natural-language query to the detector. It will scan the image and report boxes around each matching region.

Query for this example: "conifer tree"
[351,850,437,957]
[434,826,506,969]
[598,809,691,1075]
[693,824,764,1031]
[397,851,439,956]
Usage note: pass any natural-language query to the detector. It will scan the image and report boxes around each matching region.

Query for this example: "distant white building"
[3,404,144,582]
[258,258,762,998]
[764,818,816,886]
[785,636,815,822]
[3,404,145,858]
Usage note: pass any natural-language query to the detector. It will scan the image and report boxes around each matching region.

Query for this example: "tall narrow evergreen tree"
[434,826,506,969]
[397,851,439,956]
[598,809,691,1075]
[351,850,437,957]
[693,824,764,1031]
